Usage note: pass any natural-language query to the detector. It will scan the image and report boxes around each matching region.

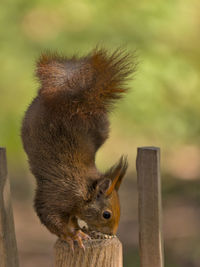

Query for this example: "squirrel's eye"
[102,211,111,219]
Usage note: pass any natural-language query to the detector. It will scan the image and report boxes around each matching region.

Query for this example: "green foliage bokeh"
[1,1,200,266]
[1,0,200,166]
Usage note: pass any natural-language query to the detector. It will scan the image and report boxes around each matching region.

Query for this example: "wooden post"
[0,147,19,267]
[136,147,164,267]
[54,237,122,267]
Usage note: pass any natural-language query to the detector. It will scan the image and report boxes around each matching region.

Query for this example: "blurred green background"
[1,0,200,266]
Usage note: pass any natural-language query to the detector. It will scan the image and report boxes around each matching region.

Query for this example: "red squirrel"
[21,48,134,249]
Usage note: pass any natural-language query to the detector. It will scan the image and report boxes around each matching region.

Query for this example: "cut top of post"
[137,146,160,151]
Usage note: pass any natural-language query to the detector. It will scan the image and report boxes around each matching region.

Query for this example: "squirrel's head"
[79,156,128,235]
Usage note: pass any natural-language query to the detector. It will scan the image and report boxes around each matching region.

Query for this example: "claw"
[65,237,74,252]
[75,235,85,250]
[74,230,90,250]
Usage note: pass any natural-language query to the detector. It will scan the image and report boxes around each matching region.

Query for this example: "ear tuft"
[105,155,128,194]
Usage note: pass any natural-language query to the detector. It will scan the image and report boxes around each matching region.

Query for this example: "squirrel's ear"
[97,178,112,195]
[105,156,128,195]
[91,178,111,199]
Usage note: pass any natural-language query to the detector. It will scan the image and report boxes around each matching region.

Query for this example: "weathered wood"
[0,147,19,267]
[136,147,164,267]
[54,237,122,267]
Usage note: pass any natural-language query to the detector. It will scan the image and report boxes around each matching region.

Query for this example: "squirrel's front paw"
[61,230,91,250]
[73,230,91,249]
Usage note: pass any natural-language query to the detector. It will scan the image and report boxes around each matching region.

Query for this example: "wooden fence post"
[54,237,122,267]
[0,147,19,267]
[136,147,164,267]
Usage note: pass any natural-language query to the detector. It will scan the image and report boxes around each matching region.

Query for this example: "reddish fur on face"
[109,190,121,234]
[21,47,135,239]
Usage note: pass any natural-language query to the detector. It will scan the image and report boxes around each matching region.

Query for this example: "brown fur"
[21,48,134,241]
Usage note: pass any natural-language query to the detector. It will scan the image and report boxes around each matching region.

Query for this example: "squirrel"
[21,47,134,249]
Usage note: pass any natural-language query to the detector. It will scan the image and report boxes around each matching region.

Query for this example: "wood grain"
[136,147,164,267]
[0,147,19,267]
[54,237,122,267]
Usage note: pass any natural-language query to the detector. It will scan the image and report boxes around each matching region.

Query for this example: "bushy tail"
[36,48,135,112]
